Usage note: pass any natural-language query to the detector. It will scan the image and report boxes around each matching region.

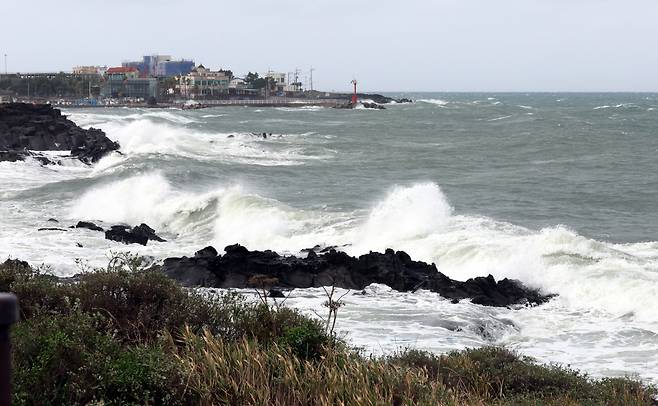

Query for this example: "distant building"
[0,90,15,103]
[106,66,139,80]
[265,71,287,92]
[121,61,146,76]
[122,55,194,78]
[178,65,230,98]
[264,70,303,93]
[229,78,246,89]
[101,67,158,99]
[72,66,107,75]
[156,60,195,77]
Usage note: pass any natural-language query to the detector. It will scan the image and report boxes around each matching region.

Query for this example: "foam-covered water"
[1,93,657,383]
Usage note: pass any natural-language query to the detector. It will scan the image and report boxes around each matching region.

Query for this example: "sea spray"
[65,174,658,323]
[352,183,453,256]
[70,172,221,238]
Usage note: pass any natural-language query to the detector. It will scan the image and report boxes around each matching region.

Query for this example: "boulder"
[362,102,386,110]
[0,103,119,164]
[76,221,104,232]
[104,223,165,246]
[161,244,553,308]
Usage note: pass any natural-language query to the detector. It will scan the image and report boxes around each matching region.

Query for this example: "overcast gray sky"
[2,0,657,92]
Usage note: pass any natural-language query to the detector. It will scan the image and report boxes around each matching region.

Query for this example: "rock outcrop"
[162,244,552,307]
[0,103,119,164]
[76,221,104,232]
[105,223,166,246]
[333,101,386,110]
[362,102,385,110]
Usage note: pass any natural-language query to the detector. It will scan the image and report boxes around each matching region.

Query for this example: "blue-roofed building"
[121,55,194,78]
[156,60,195,77]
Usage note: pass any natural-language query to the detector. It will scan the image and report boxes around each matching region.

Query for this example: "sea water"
[1,93,657,382]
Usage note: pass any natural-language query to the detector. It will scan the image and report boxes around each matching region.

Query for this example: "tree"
[244,71,259,84]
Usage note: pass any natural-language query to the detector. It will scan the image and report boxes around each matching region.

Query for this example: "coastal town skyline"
[3,0,658,92]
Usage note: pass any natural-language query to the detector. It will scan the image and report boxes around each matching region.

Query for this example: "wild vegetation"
[1,256,654,405]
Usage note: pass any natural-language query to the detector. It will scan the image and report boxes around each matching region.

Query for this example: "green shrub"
[388,347,658,405]
[278,319,329,360]
[11,311,191,405]
[0,256,250,344]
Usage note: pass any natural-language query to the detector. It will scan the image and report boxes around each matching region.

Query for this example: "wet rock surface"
[162,244,553,307]
[104,223,166,246]
[0,103,119,164]
[76,221,104,232]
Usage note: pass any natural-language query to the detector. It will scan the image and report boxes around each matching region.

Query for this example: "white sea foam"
[418,99,449,106]
[276,106,325,112]
[351,183,452,256]
[111,178,658,326]
[93,119,318,166]
[487,115,514,122]
[594,104,640,111]
[210,181,658,325]
[70,172,221,237]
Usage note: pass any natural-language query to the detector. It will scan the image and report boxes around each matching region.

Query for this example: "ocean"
[1,93,657,382]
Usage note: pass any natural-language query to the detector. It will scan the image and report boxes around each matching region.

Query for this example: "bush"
[1,255,250,344]
[278,318,329,360]
[11,311,191,405]
[388,347,657,405]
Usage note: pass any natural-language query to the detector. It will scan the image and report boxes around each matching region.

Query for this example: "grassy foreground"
[0,256,655,405]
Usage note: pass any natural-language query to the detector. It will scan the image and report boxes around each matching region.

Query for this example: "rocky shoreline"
[0,103,119,164]
[162,244,552,308]
[35,217,552,308]
[31,214,554,308]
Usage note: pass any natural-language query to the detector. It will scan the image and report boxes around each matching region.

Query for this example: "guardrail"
[179,98,345,106]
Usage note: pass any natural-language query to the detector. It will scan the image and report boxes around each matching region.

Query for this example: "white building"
[264,70,304,93]
[229,78,246,89]
[178,65,231,98]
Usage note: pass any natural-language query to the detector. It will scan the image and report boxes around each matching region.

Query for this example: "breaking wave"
[91,119,320,166]
[418,99,449,106]
[69,173,658,323]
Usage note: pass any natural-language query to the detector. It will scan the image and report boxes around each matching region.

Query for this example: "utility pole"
[309,67,315,91]
[265,76,269,100]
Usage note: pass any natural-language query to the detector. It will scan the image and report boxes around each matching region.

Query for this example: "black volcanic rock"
[0,103,119,164]
[194,246,218,258]
[76,221,104,232]
[161,244,553,307]
[362,102,385,110]
[105,223,165,246]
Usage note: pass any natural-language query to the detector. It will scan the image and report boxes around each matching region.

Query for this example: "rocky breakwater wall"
[162,244,553,308]
[0,103,119,164]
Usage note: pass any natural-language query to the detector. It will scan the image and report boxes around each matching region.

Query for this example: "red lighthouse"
[351,79,358,105]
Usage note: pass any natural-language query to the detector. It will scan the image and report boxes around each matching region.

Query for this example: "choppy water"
[1,93,657,382]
